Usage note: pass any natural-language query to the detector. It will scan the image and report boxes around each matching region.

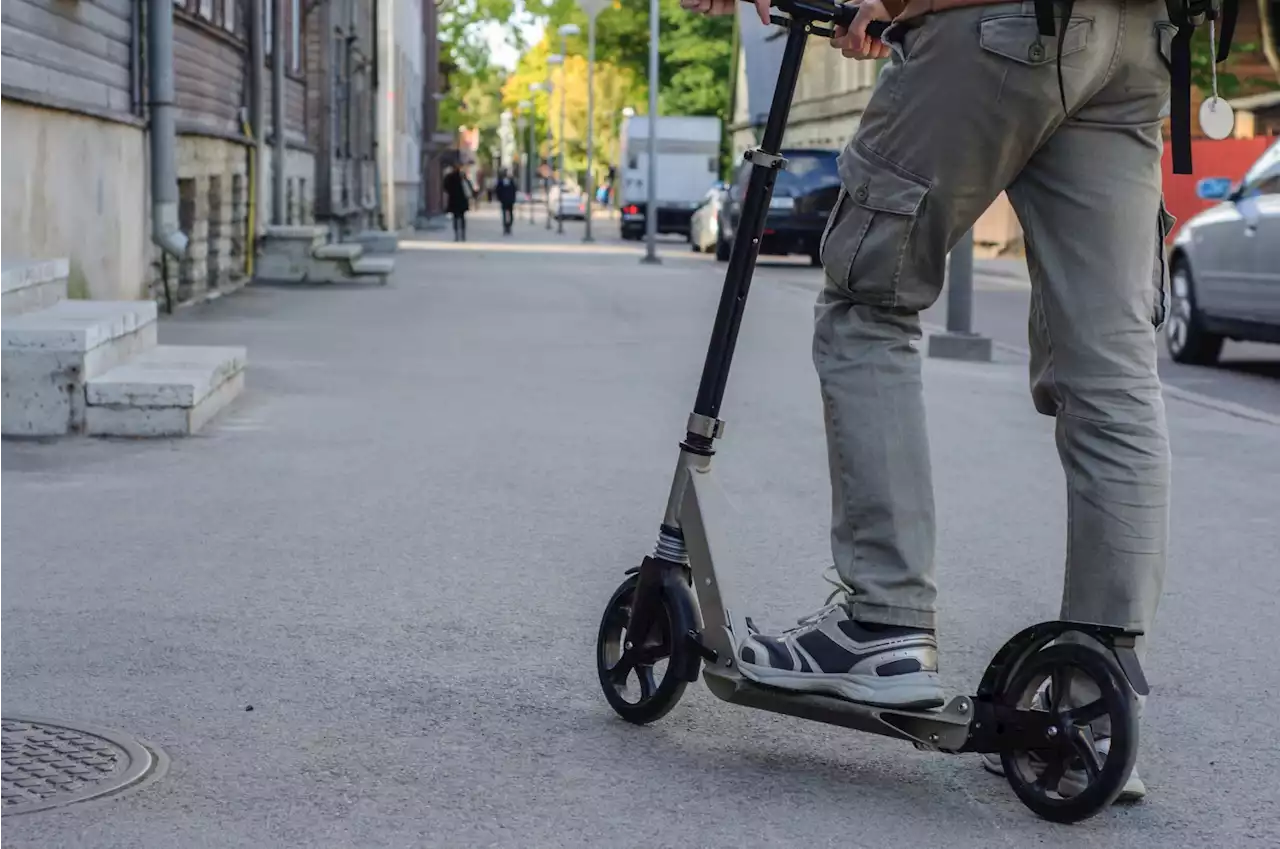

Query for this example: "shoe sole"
[981,753,1146,802]
[736,662,945,709]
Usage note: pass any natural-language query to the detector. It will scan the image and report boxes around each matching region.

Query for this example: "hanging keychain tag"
[1199,19,1236,141]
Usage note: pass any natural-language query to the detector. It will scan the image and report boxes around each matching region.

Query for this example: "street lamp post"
[577,0,608,243]
[556,24,580,236]
[543,56,562,230]
[526,84,544,224]
[517,98,532,224]
[641,0,660,264]
[516,104,530,227]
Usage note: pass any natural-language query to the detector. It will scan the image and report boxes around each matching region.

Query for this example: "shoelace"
[747,567,856,636]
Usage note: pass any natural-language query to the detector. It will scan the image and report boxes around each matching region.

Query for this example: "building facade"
[728,7,878,162]
[2,0,151,302]
[3,0,436,307]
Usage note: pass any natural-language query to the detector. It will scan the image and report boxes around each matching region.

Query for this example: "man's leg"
[737,1,1123,706]
[998,0,1172,798]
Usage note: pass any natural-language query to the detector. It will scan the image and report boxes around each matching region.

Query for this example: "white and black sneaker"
[736,574,944,709]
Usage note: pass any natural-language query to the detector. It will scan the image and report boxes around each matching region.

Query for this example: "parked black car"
[714,148,843,264]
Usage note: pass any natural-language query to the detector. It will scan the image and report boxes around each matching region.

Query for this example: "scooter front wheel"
[998,643,1139,824]
[596,573,694,725]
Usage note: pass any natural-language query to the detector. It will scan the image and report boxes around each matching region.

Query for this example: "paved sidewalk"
[3,211,1277,847]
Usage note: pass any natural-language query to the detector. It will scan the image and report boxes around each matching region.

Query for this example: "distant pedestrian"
[495,169,518,236]
[442,165,475,243]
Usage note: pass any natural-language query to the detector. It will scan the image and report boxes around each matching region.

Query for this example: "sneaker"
[735,570,945,709]
[979,687,1146,802]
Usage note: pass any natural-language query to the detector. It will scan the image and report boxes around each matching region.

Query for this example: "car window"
[1240,141,1280,197]
[1253,174,1280,196]
[773,153,841,197]
[729,152,839,199]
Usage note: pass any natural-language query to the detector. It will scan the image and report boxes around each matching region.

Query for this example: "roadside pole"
[926,228,993,362]
[641,0,660,265]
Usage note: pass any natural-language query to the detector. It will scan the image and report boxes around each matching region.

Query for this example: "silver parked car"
[1166,139,1280,365]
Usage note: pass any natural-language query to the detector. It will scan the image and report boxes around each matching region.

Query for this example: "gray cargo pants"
[816,0,1173,651]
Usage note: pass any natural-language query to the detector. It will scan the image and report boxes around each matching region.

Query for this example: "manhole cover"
[2,716,167,816]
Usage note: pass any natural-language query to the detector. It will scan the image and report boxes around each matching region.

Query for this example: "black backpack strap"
[1216,0,1238,61]
[1164,0,1195,174]
[1032,0,1077,118]
[1033,0,1056,38]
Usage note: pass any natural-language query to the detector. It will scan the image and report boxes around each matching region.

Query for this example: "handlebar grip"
[741,1,891,39]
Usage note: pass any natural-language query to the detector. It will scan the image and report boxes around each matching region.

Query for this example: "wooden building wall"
[1,0,139,119]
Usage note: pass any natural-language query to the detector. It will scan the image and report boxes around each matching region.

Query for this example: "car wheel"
[1166,261,1224,366]
[715,235,730,262]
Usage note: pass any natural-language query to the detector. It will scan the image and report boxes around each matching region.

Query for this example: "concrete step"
[350,256,395,278]
[3,300,158,436]
[2,258,69,316]
[85,345,247,437]
[348,230,399,255]
[255,225,333,283]
[313,242,363,261]
[264,224,329,246]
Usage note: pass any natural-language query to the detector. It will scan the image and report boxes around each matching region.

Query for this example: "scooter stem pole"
[691,22,809,421]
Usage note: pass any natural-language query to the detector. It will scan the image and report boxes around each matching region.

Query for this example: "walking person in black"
[442,165,475,242]
[495,169,518,236]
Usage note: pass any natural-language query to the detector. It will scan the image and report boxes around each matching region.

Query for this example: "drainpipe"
[249,0,265,210]
[148,0,189,259]
[371,0,385,230]
[272,0,286,225]
[245,0,265,274]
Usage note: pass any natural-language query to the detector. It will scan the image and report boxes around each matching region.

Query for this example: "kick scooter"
[594,0,1149,824]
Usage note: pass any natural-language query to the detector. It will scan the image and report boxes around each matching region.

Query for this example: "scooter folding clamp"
[744,149,789,171]
[687,412,727,440]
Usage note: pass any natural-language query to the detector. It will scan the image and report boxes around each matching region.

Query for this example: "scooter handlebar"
[744,0,890,37]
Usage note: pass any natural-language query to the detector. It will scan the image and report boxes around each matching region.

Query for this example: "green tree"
[527,0,735,117]
[437,0,525,172]
[503,35,641,186]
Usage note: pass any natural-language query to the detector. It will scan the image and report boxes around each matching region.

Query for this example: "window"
[176,0,236,34]
[1241,141,1280,198]
[772,151,840,198]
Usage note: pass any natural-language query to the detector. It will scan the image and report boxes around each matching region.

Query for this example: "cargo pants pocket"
[820,142,932,310]
[1152,198,1176,328]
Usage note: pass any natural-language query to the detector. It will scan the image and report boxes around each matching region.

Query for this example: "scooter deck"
[702,668,974,752]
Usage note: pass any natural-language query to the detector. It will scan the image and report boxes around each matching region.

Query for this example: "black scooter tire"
[596,573,695,725]
[998,643,1139,824]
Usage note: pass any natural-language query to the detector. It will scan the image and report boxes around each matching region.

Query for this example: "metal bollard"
[926,228,992,362]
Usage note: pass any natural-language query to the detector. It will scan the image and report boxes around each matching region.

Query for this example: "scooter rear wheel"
[596,574,692,725]
[998,643,1139,824]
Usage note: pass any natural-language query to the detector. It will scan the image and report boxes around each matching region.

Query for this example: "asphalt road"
[4,209,1278,848]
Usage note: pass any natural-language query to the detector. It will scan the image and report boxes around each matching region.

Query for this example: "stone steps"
[2,259,70,317]
[3,300,158,436]
[254,225,395,285]
[85,345,247,437]
[2,255,248,439]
